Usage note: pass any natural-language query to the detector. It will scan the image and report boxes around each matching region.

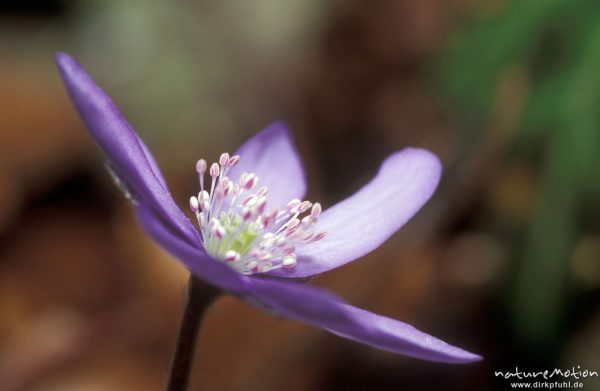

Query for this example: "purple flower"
[55,52,481,364]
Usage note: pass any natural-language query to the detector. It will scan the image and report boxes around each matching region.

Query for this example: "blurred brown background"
[1,0,599,390]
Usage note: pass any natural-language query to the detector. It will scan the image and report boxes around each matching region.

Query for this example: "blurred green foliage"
[439,0,600,349]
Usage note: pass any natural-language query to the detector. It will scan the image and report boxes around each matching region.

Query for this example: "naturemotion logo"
[495,366,598,381]
[495,366,598,389]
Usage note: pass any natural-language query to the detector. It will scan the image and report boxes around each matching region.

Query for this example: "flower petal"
[228,122,306,208]
[245,278,481,363]
[138,136,167,189]
[268,148,442,278]
[136,204,247,294]
[55,52,198,245]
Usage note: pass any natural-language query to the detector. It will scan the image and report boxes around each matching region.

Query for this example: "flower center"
[189,153,326,275]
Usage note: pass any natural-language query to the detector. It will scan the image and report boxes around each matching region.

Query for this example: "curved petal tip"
[269,147,442,278]
[228,121,307,208]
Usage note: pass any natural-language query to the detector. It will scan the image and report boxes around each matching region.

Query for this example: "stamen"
[314,232,327,241]
[287,199,301,212]
[196,159,207,192]
[224,250,240,263]
[210,162,220,178]
[198,191,210,212]
[298,201,312,213]
[257,186,268,197]
[210,219,226,240]
[228,155,241,167]
[189,153,326,275]
[242,173,258,190]
[196,159,207,174]
[189,196,199,212]
[243,194,258,206]
[311,203,321,219]
[282,255,297,268]
[209,162,220,206]
[219,152,230,166]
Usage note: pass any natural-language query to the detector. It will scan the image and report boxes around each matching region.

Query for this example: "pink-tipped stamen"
[189,153,326,275]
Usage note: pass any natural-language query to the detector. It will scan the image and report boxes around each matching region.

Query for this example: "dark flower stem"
[167,275,220,391]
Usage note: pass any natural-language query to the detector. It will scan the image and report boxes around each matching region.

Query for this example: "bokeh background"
[1,0,600,390]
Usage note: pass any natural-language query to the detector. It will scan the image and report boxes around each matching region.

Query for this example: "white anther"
[198,190,211,211]
[189,196,199,212]
[248,260,259,273]
[260,234,275,248]
[210,162,220,177]
[311,203,322,219]
[287,199,301,211]
[228,155,240,167]
[286,218,300,234]
[224,250,240,263]
[263,209,278,228]
[242,207,253,221]
[256,186,268,197]
[198,190,210,203]
[243,194,258,206]
[298,201,312,213]
[211,224,226,240]
[313,232,327,241]
[196,159,207,174]
[282,255,297,268]
[302,233,314,242]
[242,173,258,190]
[219,152,230,166]
[256,197,267,213]
[275,236,287,247]
[217,177,230,198]
[220,176,230,187]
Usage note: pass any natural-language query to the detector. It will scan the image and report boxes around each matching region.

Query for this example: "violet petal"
[55,52,198,245]
[268,148,441,278]
[245,277,481,363]
[227,122,306,208]
[136,204,247,294]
